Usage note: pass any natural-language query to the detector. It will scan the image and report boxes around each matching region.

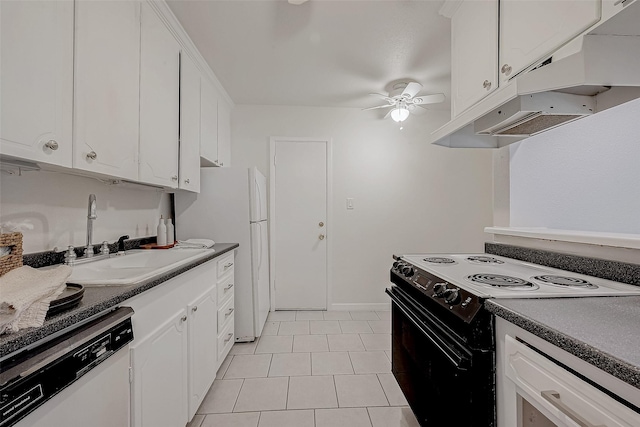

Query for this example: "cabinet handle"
[180,315,187,322]
[224,262,233,269]
[220,162,224,166]
[224,283,234,291]
[501,64,512,75]
[86,151,97,160]
[224,333,233,343]
[44,140,59,151]
[184,178,190,184]
[192,306,198,312]
[483,80,492,90]
[225,308,234,317]
[171,175,178,181]
[541,390,604,427]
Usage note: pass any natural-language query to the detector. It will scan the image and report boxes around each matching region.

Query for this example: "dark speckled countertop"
[486,296,640,390]
[0,243,238,359]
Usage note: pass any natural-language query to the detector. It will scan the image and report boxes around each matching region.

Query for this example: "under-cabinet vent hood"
[432,0,640,148]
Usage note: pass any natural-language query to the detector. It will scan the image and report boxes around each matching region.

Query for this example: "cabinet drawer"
[217,295,234,334]
[217,253,234,277]
[217,318,234,360]
[217,271,234,305]
[504,336,640,426]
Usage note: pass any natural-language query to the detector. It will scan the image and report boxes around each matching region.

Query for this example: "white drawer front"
[217,318,234,360]
[217,295,234,334]
[216,270,234,305]
[504,335,640,427]
[217,253,234,277]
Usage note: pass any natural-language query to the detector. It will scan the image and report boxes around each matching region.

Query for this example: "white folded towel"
[175,239,215,249]
[0,265,71,334]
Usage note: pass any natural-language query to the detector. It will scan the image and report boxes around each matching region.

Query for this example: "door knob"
[319,222,324,227]
[319,234,325,240]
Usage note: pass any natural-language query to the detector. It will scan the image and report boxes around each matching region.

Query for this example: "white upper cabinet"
[499,0,601,82]
[0,0,73,167]
[139,3,180,187]
[200,79,219,166]
[179,53,202,192]
[217,100,232,167]
[451,0,498,117]
[73,0,140,180]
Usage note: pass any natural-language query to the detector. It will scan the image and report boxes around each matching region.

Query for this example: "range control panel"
[391,259,483,323]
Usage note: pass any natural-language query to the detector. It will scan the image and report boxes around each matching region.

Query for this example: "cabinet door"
[131,309,188,427]
[179,53,202,192]
[451,0,498,116]
[139,3,180,187]
[217,100,231,167]
[74,0,140,180]
[500,0,601,82]
[200,79,219,166]
[187,286,217,419]
[0,0,73,167]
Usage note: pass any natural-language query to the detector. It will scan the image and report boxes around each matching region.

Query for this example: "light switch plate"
[346,198,354,210]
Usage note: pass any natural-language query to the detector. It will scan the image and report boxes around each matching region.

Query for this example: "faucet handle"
[117,235,130,253]
[100,241,110,255]
[64,246,77,265]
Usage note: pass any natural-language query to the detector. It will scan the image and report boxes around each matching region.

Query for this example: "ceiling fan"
[364,82,445,123]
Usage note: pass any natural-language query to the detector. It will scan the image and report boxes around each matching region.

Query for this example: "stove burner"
[467,274,538,290]
[422,257,456,264]
[533,275,598,289]
[466,256,504,265]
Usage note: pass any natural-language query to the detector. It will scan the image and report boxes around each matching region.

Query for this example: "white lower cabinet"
[188,286,218,418]
[130,309,189,427]
[128,253,235,427]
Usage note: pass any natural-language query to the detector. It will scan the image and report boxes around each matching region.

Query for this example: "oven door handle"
[387,289,470,370]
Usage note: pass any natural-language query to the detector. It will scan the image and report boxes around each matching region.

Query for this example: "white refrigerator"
[175,167,270,342]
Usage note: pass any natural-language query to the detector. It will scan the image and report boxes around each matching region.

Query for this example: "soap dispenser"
[157,215,167,246]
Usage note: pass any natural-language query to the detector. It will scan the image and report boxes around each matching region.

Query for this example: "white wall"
[0,170,171,253]
[232,105,494,307]
[510,98,640,234]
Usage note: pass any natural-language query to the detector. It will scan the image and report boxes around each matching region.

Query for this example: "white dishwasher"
[1,307,134,427]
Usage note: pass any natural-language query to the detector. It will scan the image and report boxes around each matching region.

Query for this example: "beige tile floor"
[187,310,419,427]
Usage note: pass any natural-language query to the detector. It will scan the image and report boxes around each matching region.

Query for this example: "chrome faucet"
[85,194,97,257]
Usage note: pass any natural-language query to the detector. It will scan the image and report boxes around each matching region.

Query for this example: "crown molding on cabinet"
[147,0,234,108]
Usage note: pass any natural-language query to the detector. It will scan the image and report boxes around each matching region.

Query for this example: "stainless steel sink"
[65,249,213,286]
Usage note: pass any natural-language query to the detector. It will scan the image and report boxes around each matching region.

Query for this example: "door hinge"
[129,366,133,383]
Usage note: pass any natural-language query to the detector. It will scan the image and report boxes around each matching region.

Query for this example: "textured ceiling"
[167,0,451,110]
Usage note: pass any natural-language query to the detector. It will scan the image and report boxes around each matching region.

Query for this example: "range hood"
[432,1,640,148]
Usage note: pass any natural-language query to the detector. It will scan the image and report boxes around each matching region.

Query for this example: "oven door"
[387,286,495,427]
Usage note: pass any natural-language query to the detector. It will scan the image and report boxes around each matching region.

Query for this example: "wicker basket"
[0,232,23,277]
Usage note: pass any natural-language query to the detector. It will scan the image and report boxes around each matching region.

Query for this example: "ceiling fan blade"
[362,104,394,111]
[384,109,393,119]
[401,82,422,99]
[412,93,445,105]
[369,93,394,102]
[409,104,428,115]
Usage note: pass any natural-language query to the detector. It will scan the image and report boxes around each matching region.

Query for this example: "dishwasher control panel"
[0,307,134,427]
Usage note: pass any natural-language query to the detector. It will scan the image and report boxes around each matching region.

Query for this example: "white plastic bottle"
[157,215,167,246]
[165,218,175,245]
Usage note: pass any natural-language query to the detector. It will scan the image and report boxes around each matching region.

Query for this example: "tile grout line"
[375,373,391,407]
[331,374,340,408]
[365,406,375,427]
[231,378,245,413]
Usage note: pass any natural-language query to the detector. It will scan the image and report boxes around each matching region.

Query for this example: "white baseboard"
[330,302,391,311]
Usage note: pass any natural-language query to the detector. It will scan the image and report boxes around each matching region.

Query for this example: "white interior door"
[272,139,328,310]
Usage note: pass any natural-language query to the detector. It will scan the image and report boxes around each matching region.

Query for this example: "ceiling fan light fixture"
[390,106,410,122]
